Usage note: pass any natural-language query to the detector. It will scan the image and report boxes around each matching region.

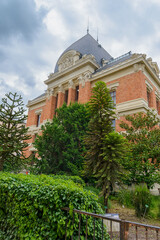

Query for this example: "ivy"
[0,173,110,239]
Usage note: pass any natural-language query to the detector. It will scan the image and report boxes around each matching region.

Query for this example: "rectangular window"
[37,114,41,127]
[156,98,159,112]
[55,93,58,109]
[147,90,150,106]
[110,91,116,105]
[75,85,79,102]
[64,90,68,104]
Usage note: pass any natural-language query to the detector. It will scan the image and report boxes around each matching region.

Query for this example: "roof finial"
[97,28,99,42]
[87,17,89,34]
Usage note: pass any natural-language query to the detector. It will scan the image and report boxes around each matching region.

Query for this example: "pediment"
[57,50,81,72]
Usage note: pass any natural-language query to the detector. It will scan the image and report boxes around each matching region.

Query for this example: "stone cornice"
[27,95,46,108]
[91,55,160,87]
[44,54,99,85]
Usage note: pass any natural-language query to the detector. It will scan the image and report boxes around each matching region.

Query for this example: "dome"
[54,33,113,73]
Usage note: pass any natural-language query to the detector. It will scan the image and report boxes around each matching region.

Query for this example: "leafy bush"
[117,189,134,208]
[0,173,109,240]
[133,184,151,217]
[157,203,160,219]
[50,174,85,186]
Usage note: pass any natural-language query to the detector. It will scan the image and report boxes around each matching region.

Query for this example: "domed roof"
[54,33,113,73]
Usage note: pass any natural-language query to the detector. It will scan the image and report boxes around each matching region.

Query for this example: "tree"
[120,110,160,189]
[0,92,31,172]
[33,102,90,175]
[83,81,128,211]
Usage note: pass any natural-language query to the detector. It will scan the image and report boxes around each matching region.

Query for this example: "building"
[26,33,160,158]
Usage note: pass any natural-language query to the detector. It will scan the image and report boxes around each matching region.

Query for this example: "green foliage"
[120,110,160,188]
[0,173,109,240]
[96,132,128,201]
[50,174,85,186]
[33,102,90,176]
[117,189,134,208]
[157,203,160,219]
[84,81,128,209]
[133,184,151,217]
[149,195,160,219]
[0,92,31,172]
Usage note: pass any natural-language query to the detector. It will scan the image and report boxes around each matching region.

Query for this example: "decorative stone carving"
[61,57,74,71]
[84,71,91,81]
[48,73,54,79]
[46,88,55,99]
[133,63,145,73]
[58,84,64,93]
[78,75,85,87]
[68,79,75,89]
[58,50,81,72]
[77,72,91,88]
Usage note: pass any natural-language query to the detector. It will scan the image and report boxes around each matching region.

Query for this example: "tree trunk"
[0,158,4,171]
[104,191,109,213]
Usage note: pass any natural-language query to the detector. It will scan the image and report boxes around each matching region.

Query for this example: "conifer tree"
[0,92,30,172]
[84,81,128,211]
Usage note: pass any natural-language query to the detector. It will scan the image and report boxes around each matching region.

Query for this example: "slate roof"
[30,38,132,103]
[94,51,132,74]
[32,93,46,101]
[54,33,113,73]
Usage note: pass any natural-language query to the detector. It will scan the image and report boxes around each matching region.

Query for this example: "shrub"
[157,203,160,219]
[0,173,109,240]
[133,184,151,217]
[117,189,134,208]
[50,174,85,186]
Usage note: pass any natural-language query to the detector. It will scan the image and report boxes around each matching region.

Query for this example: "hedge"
[0,173,109,240]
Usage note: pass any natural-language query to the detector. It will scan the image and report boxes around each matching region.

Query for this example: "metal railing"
[62,207,160,240]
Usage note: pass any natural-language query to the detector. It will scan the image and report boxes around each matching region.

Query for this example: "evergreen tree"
[84,81,128,211]
[120,110,160,188]
[33,102,90,175]
[0,92,31,172]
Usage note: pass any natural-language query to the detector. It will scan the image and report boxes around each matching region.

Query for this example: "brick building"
[26,33,160,157]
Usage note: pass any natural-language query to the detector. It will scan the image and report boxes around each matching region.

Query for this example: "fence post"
[120,220,129,240]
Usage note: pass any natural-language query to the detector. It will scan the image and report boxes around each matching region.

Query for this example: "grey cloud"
[0,0,46,42]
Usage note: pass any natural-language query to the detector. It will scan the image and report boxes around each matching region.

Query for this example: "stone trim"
[44,54,99,85]
[27,95,46,108]
[155,90,160,100]
[116,98,148,116]
[145,80,153,92]
[107,82,119,91]
[35,109,42,115]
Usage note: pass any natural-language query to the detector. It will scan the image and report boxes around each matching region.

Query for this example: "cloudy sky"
[1,0,160,107]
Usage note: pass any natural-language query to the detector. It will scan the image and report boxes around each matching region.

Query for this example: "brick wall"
[26,70,160,157]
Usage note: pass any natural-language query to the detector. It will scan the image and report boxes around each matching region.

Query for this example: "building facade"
[26,33,160,157]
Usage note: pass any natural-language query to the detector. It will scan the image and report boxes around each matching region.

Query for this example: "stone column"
[57,85,65,108]
[45,88,57,119]
[68,80,76,104]
[78,72,92,104]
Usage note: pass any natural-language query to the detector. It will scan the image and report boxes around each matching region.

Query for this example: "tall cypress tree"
[0,92,30,172]
[84,81,128,211]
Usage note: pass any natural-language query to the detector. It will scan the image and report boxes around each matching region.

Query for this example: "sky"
[1,0,160,107]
